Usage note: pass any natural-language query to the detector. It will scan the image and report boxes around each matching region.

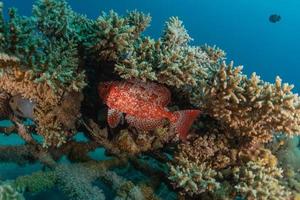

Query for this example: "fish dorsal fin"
[107,108,123,128]
[127,80,171,106]
[125,114,164,131]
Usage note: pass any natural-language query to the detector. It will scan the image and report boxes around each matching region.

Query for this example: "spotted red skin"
[106,81,173,120]
[99,81,201,139]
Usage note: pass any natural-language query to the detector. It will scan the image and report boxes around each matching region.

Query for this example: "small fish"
[9,95,36,119]
[269,14,281,23]
[98,80,200,140]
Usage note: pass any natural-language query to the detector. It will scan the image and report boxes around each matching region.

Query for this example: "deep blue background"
[2,0,300,91]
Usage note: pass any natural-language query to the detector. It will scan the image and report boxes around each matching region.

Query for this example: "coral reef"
[233,161,291,200]
[56,164,105,200]
[0,0,299,199]
[0,181,24,200]
[168,155,220,196]
[191,63,300,145]
[114,17,209,87]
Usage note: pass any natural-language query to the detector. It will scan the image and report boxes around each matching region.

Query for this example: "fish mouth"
[98,82,113,100]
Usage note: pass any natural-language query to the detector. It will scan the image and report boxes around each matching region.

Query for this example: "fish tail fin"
[171,109,201,141]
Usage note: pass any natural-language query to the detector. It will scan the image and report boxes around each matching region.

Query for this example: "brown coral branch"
[80,118,123,157]
[14,121,35,144]
[0,126,17,135]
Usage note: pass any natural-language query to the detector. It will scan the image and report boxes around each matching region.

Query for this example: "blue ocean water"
[3,0,300,90]
[1,0,300,199]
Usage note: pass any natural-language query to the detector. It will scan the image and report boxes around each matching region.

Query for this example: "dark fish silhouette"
[269,14,281,23]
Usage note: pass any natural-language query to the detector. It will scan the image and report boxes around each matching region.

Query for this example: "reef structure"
[0,0,299,199]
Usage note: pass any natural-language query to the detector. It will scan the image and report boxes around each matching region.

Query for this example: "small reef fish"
[269,14,281,23]
[9,95,36,119]
[98,80,201,140]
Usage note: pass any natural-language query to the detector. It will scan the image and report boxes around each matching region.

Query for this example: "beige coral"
[0,67,83,147]
[168,155,220,196]
[115,17,210,88]
[0,91,11,119]
[95,10,151,61]
[191,61,300,144]
[0,52,20,69]
[0,69,61,107]
[233,161,292,200]
[176,134,237,169]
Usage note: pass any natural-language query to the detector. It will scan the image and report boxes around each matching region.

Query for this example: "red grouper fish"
[98,80,201,140]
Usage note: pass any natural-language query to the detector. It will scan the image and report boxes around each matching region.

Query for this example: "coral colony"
[0,0,299,199]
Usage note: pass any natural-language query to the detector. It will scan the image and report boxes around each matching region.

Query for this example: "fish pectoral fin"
[107,108,123,128]
[125,115,163,131]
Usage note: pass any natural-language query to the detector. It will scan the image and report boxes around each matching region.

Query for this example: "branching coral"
[113,126,172,155]
[168,155,220,196]
[93,10,151,61]
[0,0,299,199]
[191,62,300,144]
[56,164,106,200]
[1,0,86,92]
[33,0,73,38]
[14,171,57,194]
[0,52,19,69]
[176,134,238,170]
[0,181,25,200]
[0,67,83,147]
[0,157,158,200]
[115,17,209,87]
[0,0,86,147]
[200,44,226,63]
[107,9,300,145]
[233,161,292,200]
[32,38,85,91]
[268,136,300,195]
[100,171,153,200]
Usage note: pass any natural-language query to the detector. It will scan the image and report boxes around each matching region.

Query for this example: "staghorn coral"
[0,52,19,69]
[0,0,300,199]
[271,136,300,171]
[114,129,141,155]
[0,0,88,147]
[238,147,278,168]
[268,136,300,195]
[1,0,87,92]
[33,0,74,38]
[109,10,300,145]
[190,61,300,144]
[115,17,209,88]
[56,164,106,200]
[14,171,57,193]
[0,181,24,200]
[93,10,151,61]
[200,44,226,63]
[168,127,294,199]
[176,134,238,170]
[0,158,136,199]
[168,155,220,196]
[32,38,86,91]
[0,67,83,147]
[233,161,292,200]
[101,171,145,200]
[112,125,174,155]
[0,68,60,106]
